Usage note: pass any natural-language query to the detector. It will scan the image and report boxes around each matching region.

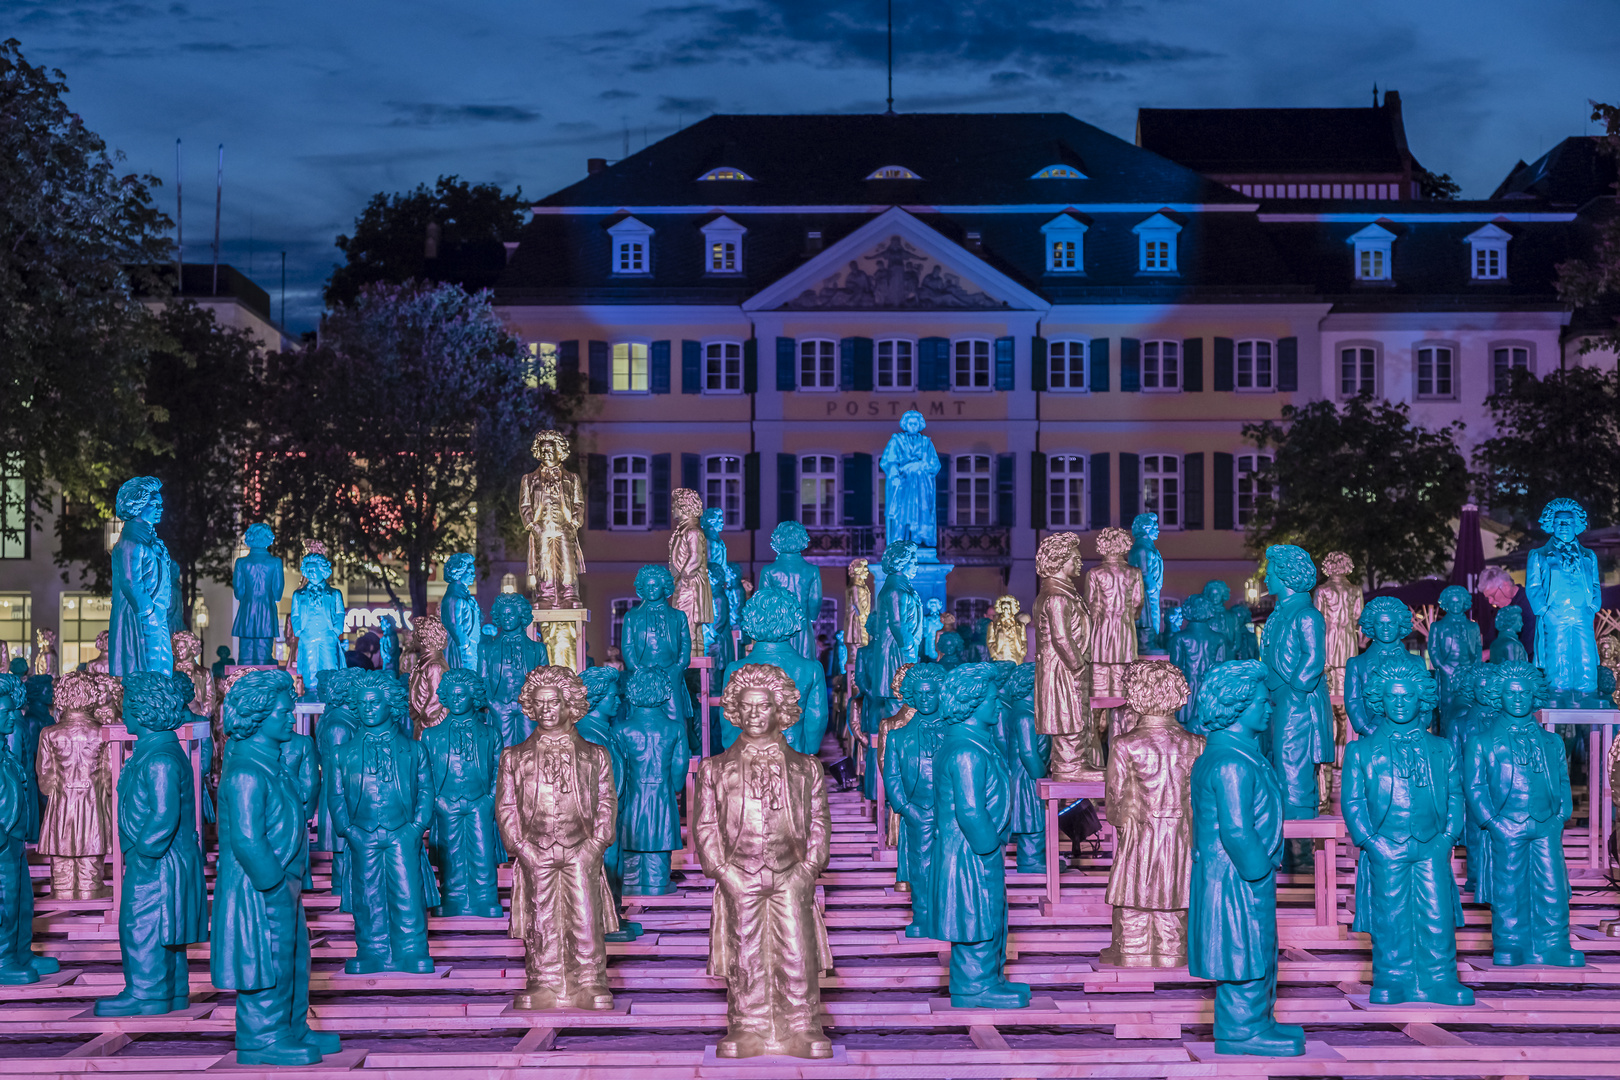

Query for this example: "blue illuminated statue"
[440,553,483,671]
[702,508,736,667]
[479,593,549,749]
[289,553,345,700]
[1167,595,1231,729]
[110,476,176,677]
[1491,606,1529,664]
[1230,603,1260,661]
[921,598,944,662]
[1260,545,1332,820]
[879,410,942,550]
[1202,580,1236,654]
[871,540,923,721]
[612,669,687,896]
[1129,513,1165,652]
[718,587,827,755]
[1345,598,1427,738]
[1429,586,1483,726]
[757,521,823,662]
[378,616,402,678]
[232,523,284,666]
[1525,499,1602,703]
[620,565,693,758]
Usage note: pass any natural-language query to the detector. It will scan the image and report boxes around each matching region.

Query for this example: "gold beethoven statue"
[696,664,834,1058]
[1034,533,1102,781]
[495,666,619,1011]
[985,594,1030,663]
[1313,551,1362,811]
[1087,527,1143,699]
[668,487,713,658]
[1100,660,1204,968]
[844,558,873,666]
[36,672,114,899]
[520,430,586,609]
[408,615,449,736]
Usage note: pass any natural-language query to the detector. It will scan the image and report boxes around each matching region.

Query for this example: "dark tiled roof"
[1490,136,1619,207]
[143,263,274,321]
[1137,102,1408,175]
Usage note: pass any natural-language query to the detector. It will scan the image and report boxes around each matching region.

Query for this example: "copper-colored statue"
[696,664,834,1059]
[1087,527,1143,698]
[36,672,112,899]
[32,629,58,677]
[1034,533,1102,780]
[520,430,586,609]
[408,615,449,737]
[1101,661,1204,968]
[87,631,111,675]
[844,559,873,671]
[172,631,216,721]
[495,666,618,1011]
[668,488,714,658]
[986,595,1030,664]
[1314,551,1362,810]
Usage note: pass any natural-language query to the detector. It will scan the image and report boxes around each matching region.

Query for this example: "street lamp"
[193,595,210,630]
[103,519,122,552]
[500,573,518,593]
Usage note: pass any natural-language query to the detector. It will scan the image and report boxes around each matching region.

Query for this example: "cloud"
[599,89,639,101]
[385,103,542,127]
[656,95,717,115]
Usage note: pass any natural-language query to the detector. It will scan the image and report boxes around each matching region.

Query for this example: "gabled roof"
[1490,136,1619,207]
[1137,97,1411,175]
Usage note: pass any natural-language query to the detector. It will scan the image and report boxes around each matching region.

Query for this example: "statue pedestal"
[532,607,589,672]
[869,549,955,612]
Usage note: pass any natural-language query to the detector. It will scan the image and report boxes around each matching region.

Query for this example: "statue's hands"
[1365,835,1403,862]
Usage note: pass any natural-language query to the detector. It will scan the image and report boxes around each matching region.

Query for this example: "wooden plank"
[514,1026,558,1053]
[1403,1022,1469,1047]
[968,1025,1009,1051]
[63,1031,133,1057]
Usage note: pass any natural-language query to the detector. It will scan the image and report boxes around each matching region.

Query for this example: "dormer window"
[1348,222,1396,282]
[1466,223,1510,281]
[700,215,746,275]
[1041,213,1088,273]
[1132,212,1181,274]
[608,216,654,276]
[697,167,753,181]
[866,165,922,180]
[1032,164,1085,179]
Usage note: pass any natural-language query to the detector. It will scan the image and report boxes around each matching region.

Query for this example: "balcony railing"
[803,526,881,562]
[802,524,1011,566]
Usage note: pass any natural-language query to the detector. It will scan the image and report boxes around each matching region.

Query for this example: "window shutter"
[1213,452,1235,531]
[853,337,874,392]
[776,453,798,527]
[680,340,701,394]
[743,452,760,530]
[558,340,580,394]
[1031,337,1048,392]
[994,336,1016,391]
[1213,337,1234,392]
[1119,452,1140,523]
[1030,451,1047,530]
[1278,336,1299,391]
[996,452,1016,527]
[1120,337,1141,392]
[839,337,855,391]
[842,452,874,526]
[588,340,609,394]
[650,454,671,528]
[776,337,796,391]
[587,453,608,531]
[918,336,948,391]
[935,454,952,529]
[742,338,758,394]
[650,340,671,394]
[1182,337,1204,392]
[1089,338,1110,392]
[1089,452,1110,528]
[1183,452,1204,530]
[681,452,701,492]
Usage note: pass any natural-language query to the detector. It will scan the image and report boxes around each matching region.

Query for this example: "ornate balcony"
[802,524,1011,566]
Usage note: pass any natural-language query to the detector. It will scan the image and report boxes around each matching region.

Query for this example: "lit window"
[611,343,649,393]
[1047,455,1086,528]
[799,339,837,390]
[710,242,737,273]
[1032,164,1084,179]
[1340,347,1376,397]
[800,455,838,527]
[525,342,558,390]
[704,454,743,529]
[704,341,743,393]
[1048,340,1088,391]
[609,598,637,648]
[1493,346,1530,393]
[1142,455,1180,529]
[1348,222,1395,282]
[59,593,109,671]
[1132,212,1181,273]
[0,457,26,559]
[700,215,746,275]
[697,167,753,181]
[1142,340,1180,392]
[0,594,30,667]
[1417,345,1455,399]
[610,456,649,529]
[865,165,922,180]
[1236,454,1272,528]
[1466,223,1510,281]
[608,215,654,276]
[877,339,914,390]
[953,339,991,390]
[1236,340,1273,391]
[1042,214,1087,273]
[954,454,993,526]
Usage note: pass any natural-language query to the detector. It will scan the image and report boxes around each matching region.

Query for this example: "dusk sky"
[13,0,1618,333]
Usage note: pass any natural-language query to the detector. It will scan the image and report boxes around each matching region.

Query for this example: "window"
[1493,345,1530,393]
[1348,222,1395,282]
[612,343,649,393]
[1047,455,1086,529]
[1340,346,1376,397]
[1236,340,1273,391]
[1236,453,1273,528]
[813,598,839,656]
[616,239,646,273]
[1144,240,1171,270]
[954,597,992,628]
[1142,454,1180,529]
[608,215,654,276]
[1051,238,1078,270]
[954,454,993,526]
[799,339,837,390]
[800,455,838,527]
[59,593,111,672]
[1042,213,1087,273]
[1467,223,1510,281]
[1142,340,1180,391]
[1132,212,1181,273]
[700,215,746,275]
[866,165,922,180]
[1048,340,1088,391]
[710,241,737,273]
[953,339,991,390]
[1474,246,1501,280]
[704,455,743,528]
[697,167,753,181]
[0,594,29,668]
[0,457,25,559]
[1416,345,1456,399]
[610,455,649,529]
[704,341,743,393]
[877,339,914,389]
[525,343,558,390]
[1032,164,1085,179]
[609,598,637,649]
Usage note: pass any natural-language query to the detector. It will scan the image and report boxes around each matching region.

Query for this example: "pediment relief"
[782,234,1005,311]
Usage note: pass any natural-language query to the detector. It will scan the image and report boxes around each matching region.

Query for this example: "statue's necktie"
[362,732,395,781]
[1389,730,1430,787]
[449,719,477,760]
[1547,537,1584,572]
[1510,729,1544,772]
[538,736,573,792]
[743,745,786,809]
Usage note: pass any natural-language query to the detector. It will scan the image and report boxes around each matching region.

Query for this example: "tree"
[1416,166,1462,200]
[1243,396,1469,587]
[253,281,564,614]
[0,38,172,539]
[1556,100,1620,359]
[1473,365,1620,541]
[325,176,526,307]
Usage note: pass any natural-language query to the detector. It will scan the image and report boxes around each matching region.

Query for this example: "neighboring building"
[146,262,289,351]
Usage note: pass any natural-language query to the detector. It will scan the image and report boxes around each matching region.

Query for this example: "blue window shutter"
[840,337,855,391]
[681,452,701,492]
[587,453,608,530]
[1183,337,1204,392]
[1089,453,1110,528]
[918,336,948,391]
[650,340,671,394]
[996,452,1016,526]
[1120,337,1141,392]
[742,338,758,394]
[777,453,798,526]
[1278,336,1298,391]
[1213,452,1235,531]
[776,337,796,391]
[1119,452,1140,523]
[853,337,874,392]
[1030,451,1047,530]
[650,454,671,528]
[842,452,874,526]
[994,337,1015,391]
[588,340,609,394]
[743,452,760,531]
[1031,337,1048,392]
[1213,337,1234,392]
[558,340,580,394]
[680,340,701,394]
[1183,452,1204,530]
[935,454,952,529]
[1089,338,1110,392]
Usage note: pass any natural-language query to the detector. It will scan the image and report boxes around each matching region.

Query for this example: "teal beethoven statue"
[1464,661,1583,967]
[479,593,549,749]
[289,553,345,700]
[998,664,1049,873]
[1490,606,1529,664]
[440,553,484,672]
[422,669,503,918]
[883,663,947,937]
[880,409,942,549]
[1449,663,1496,899]
[1128,513,1165,652]
[1429,586,1483,725]
[612,669,687,896]
[314,670,359,899]
[720,587,828,755]
[1260,545,1333,819]
[920,598,944,661]
[1187,660,1305,1056]
[330,672,435,973]
[872,540,924,720]
[1342,663,1473,1005]
[621,565,694,757]
[1202,580,1236,654]
[931,663,1031,1008]
[1168,595,1232,729]
[1344,597,1427,737]
[97,672,208,1016]
[110,476,176,676]
[1525,499,1602,703]
[0,674,58,984]
[702,508,736,667]
[577,667,643,942]
[232,523,284,666]
[757,521,823,662]
[213,670,342,1066]
[17,675,52,842]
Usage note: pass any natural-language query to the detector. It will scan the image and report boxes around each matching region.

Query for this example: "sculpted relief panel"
[784,236,1004,310]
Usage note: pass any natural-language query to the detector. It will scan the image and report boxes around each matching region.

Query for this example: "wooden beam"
[968,1025,1009,1051]
[1402,1022,1468,1047]
[63,1032,133,1057]
[514,1026,557,1054]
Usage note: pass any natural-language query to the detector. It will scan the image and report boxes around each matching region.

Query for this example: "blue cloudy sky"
[12,0,1617,332]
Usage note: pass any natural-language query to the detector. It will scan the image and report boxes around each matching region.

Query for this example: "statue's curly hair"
[635,563,675,599]
[1131,512,1159,538]
[352,669,409,730]
[437,667,489,712]
[1359,595,1414,638]
[518,666,589,725]
[1538,497,1588,533]
[1095,527,1132,557]
[881,539,918,575]
[770,520,809,554]
[1180,595,1214,623]
[0,673,24,712]
[317,667,360,708]
[889,662,914,697]
[115,476,162,520]
[223,669,295,740]
[940,662,998,723]
[1321,551,1354,577]
[1125,659,1190,715]
[1480,660,1551,713]
[299,552,333,581]
[1006,662,1037,699]
[899,662,945,705]
[1265,544,1317,592]
[413,614,449,649]
[626,667,673,708]
[1203,579,1230,603]
[53,671,103,714]
[740,586,801,643]
[671,487,704,520]
[1495,605,1523,633]
[1439,585,1472,614]
[581,666,621,709]
[122,671,189,732]
[531,429,570,458]
[1191,660,1268,734]
[1362,662,1438,722]
[489,592,532,627]
[444,552,477,583]
[720,663,801,732]
[243,522,275,549]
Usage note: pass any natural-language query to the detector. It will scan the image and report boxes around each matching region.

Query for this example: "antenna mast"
[885,0,894,114]
[174,139,182,289]
[213,144,223,296]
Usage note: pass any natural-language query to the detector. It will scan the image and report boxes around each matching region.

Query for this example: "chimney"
[804,229,823,255]
[587,157,607,175]
[966,231,983,253]
[1382,91,1415,200]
